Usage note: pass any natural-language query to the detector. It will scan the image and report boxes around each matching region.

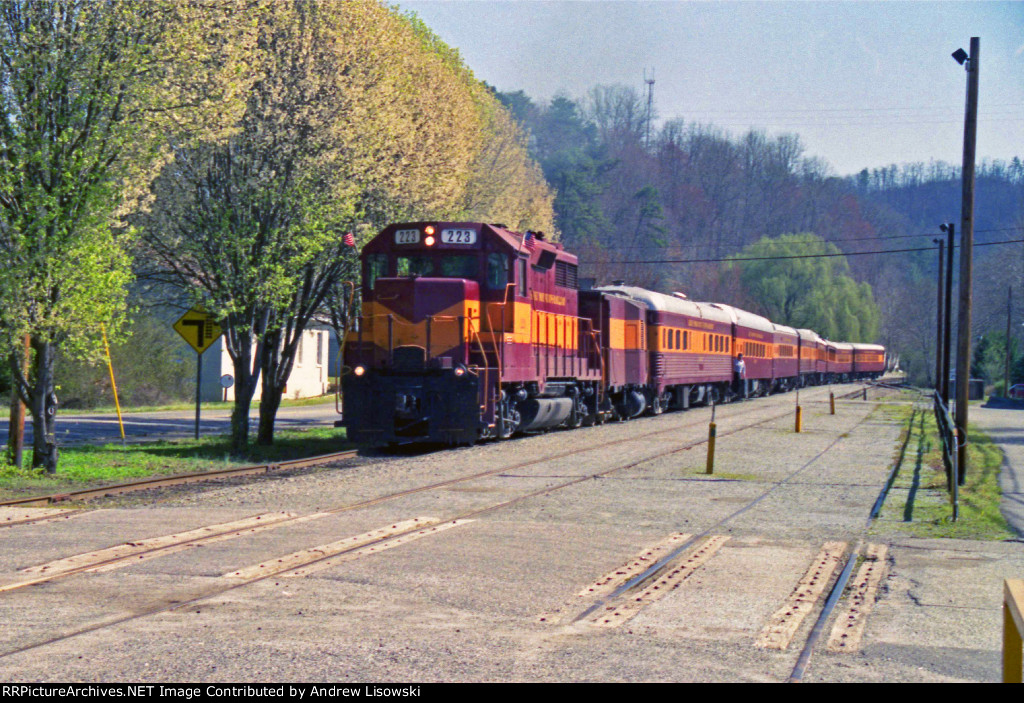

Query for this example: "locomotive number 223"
[441,228,477,244]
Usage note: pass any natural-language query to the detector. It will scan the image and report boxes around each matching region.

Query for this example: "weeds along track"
[0,384,883,660]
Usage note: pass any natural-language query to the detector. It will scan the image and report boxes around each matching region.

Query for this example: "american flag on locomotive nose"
[523,230,536,251]
[343,231,355,247]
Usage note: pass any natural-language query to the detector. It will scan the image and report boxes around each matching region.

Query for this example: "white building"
[200,328,331,402]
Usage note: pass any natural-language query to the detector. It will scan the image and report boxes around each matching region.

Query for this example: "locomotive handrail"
[586,324,606,404]
[467,317,491,418]
[334,280,357,415]
[482,299,506,388]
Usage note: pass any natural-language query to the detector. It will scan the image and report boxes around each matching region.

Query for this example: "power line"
[678,102,1024,115]
[589,225,1024,253]
[609,236,1024,265]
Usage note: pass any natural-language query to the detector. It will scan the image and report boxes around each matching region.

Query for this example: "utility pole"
[940,222,955,404]
[934,238,945,391]
[953,37,979,484]
[644,68,655,150]
[1005,286,1013,396]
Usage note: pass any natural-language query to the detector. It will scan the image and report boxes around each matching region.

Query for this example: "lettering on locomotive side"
[531,291,567,307]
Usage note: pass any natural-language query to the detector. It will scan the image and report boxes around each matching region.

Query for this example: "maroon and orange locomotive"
[342,222,886,446]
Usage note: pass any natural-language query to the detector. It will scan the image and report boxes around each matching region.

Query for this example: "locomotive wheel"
[499,408,520,440]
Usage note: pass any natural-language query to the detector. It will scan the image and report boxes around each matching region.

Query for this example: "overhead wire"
[608,236,1024,266]
[589,225,1024,258]
[588,225,1024,254]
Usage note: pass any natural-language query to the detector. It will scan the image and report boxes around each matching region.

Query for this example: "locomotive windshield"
[394,254,478,279]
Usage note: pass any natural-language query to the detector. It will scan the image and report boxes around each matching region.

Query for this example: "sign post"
[173,307,223,440]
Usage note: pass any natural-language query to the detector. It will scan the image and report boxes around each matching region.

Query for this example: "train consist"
[343,222,886,445]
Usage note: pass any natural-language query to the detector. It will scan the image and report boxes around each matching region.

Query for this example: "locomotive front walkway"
[969,402,1024,538]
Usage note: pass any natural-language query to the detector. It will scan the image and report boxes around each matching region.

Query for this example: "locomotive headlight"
[453,365,467,377]
[354,365,366,377]
[424,235,436,246]
[424,225,435,235]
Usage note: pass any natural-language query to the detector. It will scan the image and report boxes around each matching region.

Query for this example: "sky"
[396,1,1024,176]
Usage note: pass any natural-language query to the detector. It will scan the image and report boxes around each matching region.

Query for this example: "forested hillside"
[496,85,1024,386]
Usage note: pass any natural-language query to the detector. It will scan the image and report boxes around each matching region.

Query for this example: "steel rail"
[0,395,800,596]
[0,449,362,508]
[0,393,817,604]
[1,383,866,509]
[0,393,833,661]
[787,544,862,683]
[572,409,874,623]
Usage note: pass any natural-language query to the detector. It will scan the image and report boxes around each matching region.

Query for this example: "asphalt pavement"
[0,400,343,446]
[970,400,1024,538]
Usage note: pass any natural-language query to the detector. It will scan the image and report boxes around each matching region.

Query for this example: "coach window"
[487,253,508,290]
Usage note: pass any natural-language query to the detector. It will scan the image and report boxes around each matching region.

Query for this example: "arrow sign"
[173,307,223,355]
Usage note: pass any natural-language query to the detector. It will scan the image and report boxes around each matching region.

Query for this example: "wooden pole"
[1005,286,1013,396]
[934,239,945,390]
[942,223,955,404]
[954,37,980,484]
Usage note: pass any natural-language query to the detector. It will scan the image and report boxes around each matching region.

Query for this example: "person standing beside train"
[733,353,746,399]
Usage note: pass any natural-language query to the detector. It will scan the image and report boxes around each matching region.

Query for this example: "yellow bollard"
[706,422,717,474]
[830,392,836,415]
[795,405,803,433]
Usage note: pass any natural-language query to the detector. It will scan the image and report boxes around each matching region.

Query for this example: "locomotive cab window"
[517,257,528,297]
[487,253,508,290]
[439,255,477,279]
[397,255,433,277]
[366,253,387,288]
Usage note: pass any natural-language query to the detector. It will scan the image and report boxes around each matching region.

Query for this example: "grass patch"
[0,426,352,501]
[870,397,1015,541]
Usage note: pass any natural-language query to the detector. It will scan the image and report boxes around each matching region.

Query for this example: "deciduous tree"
[0,0,249,471]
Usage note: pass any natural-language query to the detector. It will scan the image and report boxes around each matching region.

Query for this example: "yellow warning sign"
[173,307,223,355]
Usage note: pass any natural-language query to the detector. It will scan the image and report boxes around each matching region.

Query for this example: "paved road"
[970,402,1024,537]
[0,400,343,446]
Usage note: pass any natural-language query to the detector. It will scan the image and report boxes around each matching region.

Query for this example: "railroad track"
[0,385,878,661]
[0,449,361,509]
[0,382,886,510]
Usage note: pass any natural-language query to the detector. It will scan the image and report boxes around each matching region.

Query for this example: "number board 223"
[441,228,477,244]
